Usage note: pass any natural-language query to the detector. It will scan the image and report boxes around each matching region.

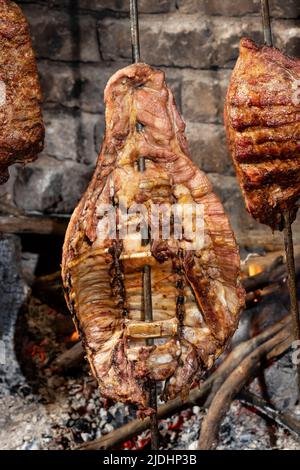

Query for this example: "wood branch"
[268,254,300,286]
[198,323,292,450]
[0,214,68,236]
[245,283,281,308]
[243,254,300,308]
[32,271,69,314]
[242,255,284,292]
[203,315,290,408]
[77,316,290,450]
[53,341,85,370]
[0,199,24,217]
[243,253,300,295]
[238,390,300,439]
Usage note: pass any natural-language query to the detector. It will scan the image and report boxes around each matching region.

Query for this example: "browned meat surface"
[224,38,300,230]
[0,0,44,184]
[62,63,245,411]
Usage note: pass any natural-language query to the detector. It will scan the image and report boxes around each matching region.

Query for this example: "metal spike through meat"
[129,0,158,449]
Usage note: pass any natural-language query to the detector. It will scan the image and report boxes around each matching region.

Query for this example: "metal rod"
[130,0,159,449]
[137,125,146,172]
[143,265,159,449]
[130,0,141,63]
[260,0,273,46]
[130,0,145,171]
[143,265,153,327]
[283,210,300,394]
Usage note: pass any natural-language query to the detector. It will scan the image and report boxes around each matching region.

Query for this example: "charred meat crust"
[0,0,44,183]
[224,38,300,230]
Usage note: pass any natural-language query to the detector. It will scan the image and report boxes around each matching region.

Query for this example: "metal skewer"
[260,0,273,46]
[283,210,300,392]
[129,0,159,449]
[260,0,300,393]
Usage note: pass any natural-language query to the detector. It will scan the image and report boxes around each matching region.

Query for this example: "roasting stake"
[260,0,273,46]
[130,0,159,449]
[143,265,159,449]
[260,0,300,394]
[283,210,300,392]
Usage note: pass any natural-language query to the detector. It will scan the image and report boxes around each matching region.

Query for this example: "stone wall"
[2,0,300,249]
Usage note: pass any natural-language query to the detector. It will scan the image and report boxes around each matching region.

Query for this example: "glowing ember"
[248,263,263,277]
[70,331,79,342]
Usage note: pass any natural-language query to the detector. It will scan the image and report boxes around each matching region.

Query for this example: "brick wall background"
[2,0,300,249]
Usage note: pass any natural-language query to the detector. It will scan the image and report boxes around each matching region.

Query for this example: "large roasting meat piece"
[62,63,245,411]
[0,0,44,184]
[224,38,300,230]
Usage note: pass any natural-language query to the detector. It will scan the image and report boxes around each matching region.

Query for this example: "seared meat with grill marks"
[0,0,44,184]
[62,63,245,411]
[224,38,300,230]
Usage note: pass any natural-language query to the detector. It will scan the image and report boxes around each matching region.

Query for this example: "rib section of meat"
[0,0,44,184]
[62,63,245,411]
[224,38,300,230]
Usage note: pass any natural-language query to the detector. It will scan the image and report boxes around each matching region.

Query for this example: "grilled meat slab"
[224,38,300,230]
[62,63,245,410]
[0,0,44,183]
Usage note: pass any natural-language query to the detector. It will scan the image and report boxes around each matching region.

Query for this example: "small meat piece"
[62,63,245,411]
[224,38,300,230]
[0,0,44,184]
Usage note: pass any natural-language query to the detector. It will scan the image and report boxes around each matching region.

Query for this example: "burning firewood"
[198,318,292,449]
[52,341,84,371]
[76,316,292,450]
